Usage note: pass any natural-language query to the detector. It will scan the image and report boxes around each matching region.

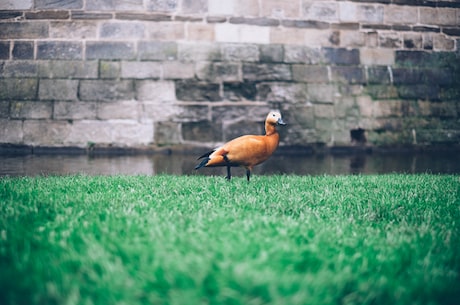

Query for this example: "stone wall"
[0,0,459,152]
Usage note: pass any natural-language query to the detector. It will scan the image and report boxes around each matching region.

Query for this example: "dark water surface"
[1,152,459,177]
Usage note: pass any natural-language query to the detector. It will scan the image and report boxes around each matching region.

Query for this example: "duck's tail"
[195,150,214,170]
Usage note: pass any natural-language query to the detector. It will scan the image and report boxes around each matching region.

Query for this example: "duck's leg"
[246,169,251,182]
[223,155,232,180]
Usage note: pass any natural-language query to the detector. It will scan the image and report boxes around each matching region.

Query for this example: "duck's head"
[266,111,286,126]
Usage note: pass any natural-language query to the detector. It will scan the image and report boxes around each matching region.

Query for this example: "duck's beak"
[277,118,286,126]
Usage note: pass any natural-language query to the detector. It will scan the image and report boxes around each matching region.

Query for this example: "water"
[1,152,459,177]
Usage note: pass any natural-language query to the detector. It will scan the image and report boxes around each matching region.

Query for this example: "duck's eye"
[272,113,276,117]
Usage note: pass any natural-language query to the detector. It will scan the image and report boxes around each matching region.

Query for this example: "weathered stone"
[257,82,308,102]
[211,105,270,123]
[281,19,330,29]
[403,33,423,49]
[324,47,360,65]
[139,41,177,61]
[35,0,82,9]
[366,85,398,99]
[332,66,365,84]
[136,80,175,102]
[120,61,162,79]
[39,79,78,101]
[419,7,457,26]
[79,80,134,101]
[356,95,374,117]
[71,11,112,19]
[433,35,455,51]
[99,61,120,79]
[243,63,292,81]
[367,67,391,84]
[100,22,145,39]
[229,17,279,27]
[0,79,38,101]
[223,120,263,141]
[0,22,48,39]
[222,44,259,62]
[54,101,97,120]
[259,45,284,63]
[0,0,31,10]
[379,32,401,48]
[86,41,136,60]
[372,100,403,118]
[146,0,178,12]
[178,42,221,61]
[233,0,259,16]
[303,1,338,22]
[143,103,208,122]
[442,27,460,37]
[37,41,83,60]
[182,121,222,142]
[10,101,52,119]
[25,10,69,19]
[181,0,207,14]
[223,82,258,101]
[0,119,23,143]
[215,23,270,44]
[97,101,140,120]
[262,0,300,18]
[314,104,335,118]
[0,42,9,59]
[398,85,439,101]
[187,23,215,41]
[270,27,305,45]
[85,0,143,11]
[0,61,38,77]
[146,22,184,40]
[196,62,240,82]
[163,61,195,79]
[307,84,339,103]
[340,30,366,47]
[23,120,70,146]
[175,80,221,101]
[357,4,384,24]
[12,41,33,59]
[384,4,417,24]
[0,11,23,19]
[155,121,181,145]
[50,21,98,39]
[0,102,9,118]
[392,68,425,85]
[284,46,323,64]
[360,48,394,65]
[39,61,98,79]
[292,65,329,83]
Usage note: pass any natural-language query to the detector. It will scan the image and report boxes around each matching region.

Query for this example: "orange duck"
[195,111,286,181]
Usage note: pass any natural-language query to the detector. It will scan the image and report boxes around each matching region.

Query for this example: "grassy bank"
[1,174,459,305]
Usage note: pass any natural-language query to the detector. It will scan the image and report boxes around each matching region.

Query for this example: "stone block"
[433,35,455,51]
[302,1,338,22]
[120,61,162,79]
[54,101,97,120]
[340,31,366,47]
[398,85,439,101]
[367,67,391,84]
[284,45,323,64]
[99,61,121,79]
[0,22,48,39]
[324,48,360,65]
[223,120,263,141]
[230,17,279,27]
[178,42,221,61]
[146,0,178,12]
[270,28,305,45]
[175,80,221,101]
[0,42,9,59]
[338,2,357,22]
[208,0,234,15]
[243,63,292,81]
[403,33,423,49]
[143,103,208,122]
[215,23,269,44]
[314,104,335,118]
[86,41,136,60]
[257,82,308,102]
[25,11,69,19]
[146,22,184,40]
[181,0,207,14]
[182,121,222,142]
[39,61,98,79]
[49,21,98,39]
[420,7,457,26]
[79,80,134,101]
[0,0,32,9]
[356,95,374,117]
[0,61,38,77]
[372,100,402,118]
[23,120,70,146]
[332,66,365,84]
[35,0,82,9]
[71,11,113,19]
[307,84,339,103]
[37,41,83,60]
[0,102,9,118]
[100,22,145,39]
[357,4,384,24]
[10,101,52,119]
[39,79,78,101]
[304,30,340,47]
[384,5,417,24]
[0,119,23,143]
[0,79,38,101]
[139,41,177,61]
[97,101,140,120]
[392,68,424,85]
[187,23,215,41]
[233,0,259,16]
[196,62,240,82]
[366,85,398,99]
[379,32,401,48]
[163,61,195,79]
[155,121,181,145]
[223,82,258,101]
[262,0,300,18]
[259,45,284,63]
[211,105,270,123]
[360,48,394,66]
[292,65,329,83]
[12,41,33,59]
[136,80,175,101]
[85,0,143,10]
[222,44,259,62]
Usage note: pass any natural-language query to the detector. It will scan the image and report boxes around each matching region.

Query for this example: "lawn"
[0,174,459,305]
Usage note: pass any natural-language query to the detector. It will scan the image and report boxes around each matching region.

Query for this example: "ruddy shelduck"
[195,111,286,181]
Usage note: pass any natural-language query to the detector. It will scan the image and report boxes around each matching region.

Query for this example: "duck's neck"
[265,122,278,136]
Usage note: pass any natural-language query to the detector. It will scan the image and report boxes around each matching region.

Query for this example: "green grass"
[0,174,459,305]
